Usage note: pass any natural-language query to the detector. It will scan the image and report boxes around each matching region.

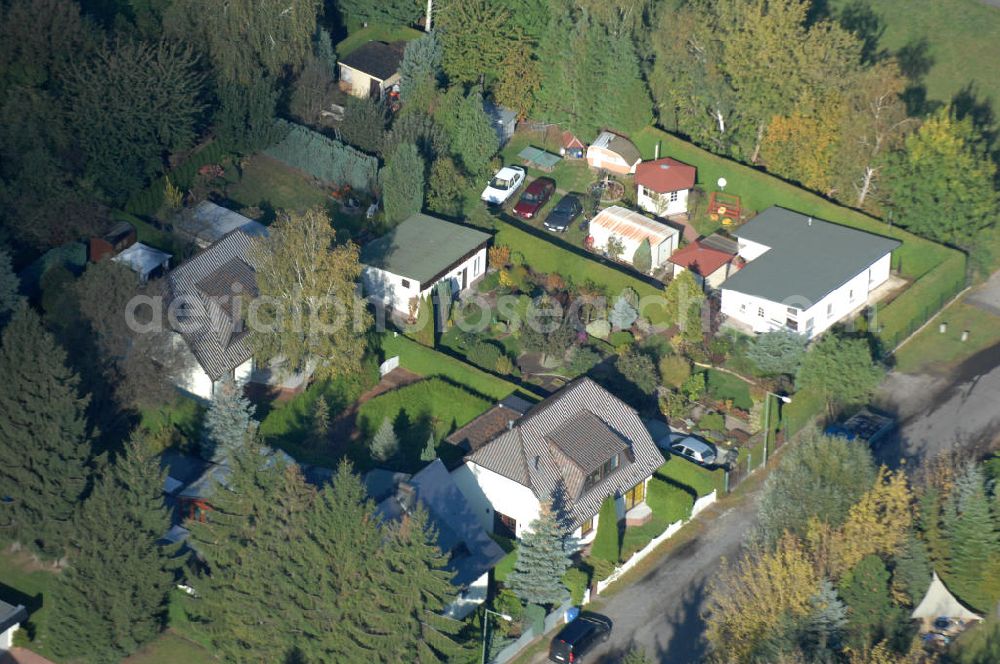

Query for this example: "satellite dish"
[717,177,728,190]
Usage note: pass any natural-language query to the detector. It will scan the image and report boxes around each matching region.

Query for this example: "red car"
[513,177,556,219]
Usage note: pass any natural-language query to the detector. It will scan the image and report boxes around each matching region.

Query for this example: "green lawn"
[0,550,58,658]
[783,385,828,436]
[827,0,1000,108]
[381,333,531,401]
[621,474,695,558]
[355,377,492,470]
[257,368,377,466]
[139,394,205,453]
[705,369,753,411]
[335,24,423,57]
[500,131,597,196]
[493,220,669,324]
[124,631,214,664]
[654,457,722,498]
[224,155,330,213]
[893,300,1000,374]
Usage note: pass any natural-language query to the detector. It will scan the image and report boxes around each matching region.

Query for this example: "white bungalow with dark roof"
[359,213,491,315]
[720,207,901,339]
[451,378,665,547]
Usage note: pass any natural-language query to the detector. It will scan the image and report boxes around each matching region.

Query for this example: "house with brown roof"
[586,131,642,175]
[635,157,697,217]
[588,206,680,273]
[667,238,738,290]
[450,378,665,547]
[338,41,404,100]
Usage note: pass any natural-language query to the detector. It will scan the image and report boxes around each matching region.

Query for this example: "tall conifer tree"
[0,305,92,556]
[506,501,571,607]
[49,437,179,662]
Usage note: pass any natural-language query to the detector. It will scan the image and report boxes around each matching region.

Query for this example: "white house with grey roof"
[451,378,665,547]
[720,207,900,339]
[360,213,491,315]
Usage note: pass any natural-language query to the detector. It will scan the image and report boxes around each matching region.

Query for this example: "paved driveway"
[524,491,761,664]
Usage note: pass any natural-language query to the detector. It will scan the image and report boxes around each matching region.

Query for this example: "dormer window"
[584,453,621,492]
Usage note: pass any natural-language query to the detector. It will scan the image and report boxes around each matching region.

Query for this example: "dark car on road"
[549,613,612,663]
[513,177,556,219]
[543,194,584,232]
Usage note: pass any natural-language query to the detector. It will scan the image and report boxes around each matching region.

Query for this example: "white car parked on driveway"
[481,165,526,206]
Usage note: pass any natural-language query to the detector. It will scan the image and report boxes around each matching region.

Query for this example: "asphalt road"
[524,490,761,664]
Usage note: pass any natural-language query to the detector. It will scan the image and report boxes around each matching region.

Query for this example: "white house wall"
[721,251,894,339]
[363,246,487,314]
[737,237,772,262]
[588,225,675,271]
[361,266,421,314]
[416,247,487,301]
[637,186,689,217]
[451,462,541,539]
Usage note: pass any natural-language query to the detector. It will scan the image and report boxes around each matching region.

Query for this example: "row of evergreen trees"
[0,276,470,662]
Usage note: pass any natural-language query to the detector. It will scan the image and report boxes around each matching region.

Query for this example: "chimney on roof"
[397,481,416,513]
[507,419,514,431]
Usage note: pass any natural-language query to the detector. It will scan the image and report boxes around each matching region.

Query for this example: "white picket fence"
[592,490,718,596]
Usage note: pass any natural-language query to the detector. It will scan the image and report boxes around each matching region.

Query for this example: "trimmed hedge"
[264,120,378,191]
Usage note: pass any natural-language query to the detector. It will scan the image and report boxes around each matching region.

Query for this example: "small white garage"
[588,206,680,273]
[360,213,491,314]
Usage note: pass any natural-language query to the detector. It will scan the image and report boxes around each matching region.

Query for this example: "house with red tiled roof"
[635,157,697,217]
[667,238,738,290]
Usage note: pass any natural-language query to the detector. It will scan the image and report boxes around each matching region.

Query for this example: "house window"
[849,289,855,302]
[757,307,765,318]
[624,480,646,511]
[669,191,679,202]
[827,303,833,319]
[493,511,517,539]
[473,257,480,276]
[580,517,594,537]
[584,453,621,492]
[740,303,747,314]
[805,318,815,334]
[401,278,411,289]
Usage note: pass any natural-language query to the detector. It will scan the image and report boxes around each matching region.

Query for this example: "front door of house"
[461,267,468,290]
[369,78,381,99]
[624,481,646,511]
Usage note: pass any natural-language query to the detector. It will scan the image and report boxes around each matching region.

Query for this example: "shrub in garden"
[567,346,602,377]
[590,496,620,563]
[659,354,692,388]
[586,319,611,340]
[698,412,725,432]
[510,250,526,266]
[632,238,652,274]
[495,354,513,374]
[488,244,510,269]
[609,295,639,330]
[563,567,591,605]
[616,350,659,396]
[682,372,706,401]
[608,330,634,348]
[477,270,500,292]
[370,417,398,462]
[467,340,502,370]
